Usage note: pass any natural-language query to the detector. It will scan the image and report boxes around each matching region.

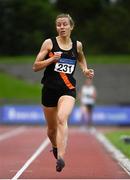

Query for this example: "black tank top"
[41,37,78,90]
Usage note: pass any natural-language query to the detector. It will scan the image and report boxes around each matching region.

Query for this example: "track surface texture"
[0,125,129,179]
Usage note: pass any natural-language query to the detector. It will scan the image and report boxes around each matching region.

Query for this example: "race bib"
[54,58,76,74]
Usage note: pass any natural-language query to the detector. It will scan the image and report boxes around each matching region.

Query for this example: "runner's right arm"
[33,39,61,72]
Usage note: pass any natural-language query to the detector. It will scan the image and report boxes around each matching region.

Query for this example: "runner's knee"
[57,113,68,126]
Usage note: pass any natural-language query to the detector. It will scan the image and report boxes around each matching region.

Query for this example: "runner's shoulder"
[77,41,83,52]
[42,38,53,51]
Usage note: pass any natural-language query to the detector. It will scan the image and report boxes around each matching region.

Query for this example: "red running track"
[0,125,129,179]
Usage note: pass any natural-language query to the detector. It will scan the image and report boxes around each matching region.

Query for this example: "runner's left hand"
[84,69,94,79]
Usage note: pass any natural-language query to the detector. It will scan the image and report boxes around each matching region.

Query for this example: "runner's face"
[56,17,73,37]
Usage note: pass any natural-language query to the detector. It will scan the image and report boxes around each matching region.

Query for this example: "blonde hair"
[56,13,75,28]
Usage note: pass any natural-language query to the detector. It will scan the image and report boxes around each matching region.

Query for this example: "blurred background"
[0,0,130,126]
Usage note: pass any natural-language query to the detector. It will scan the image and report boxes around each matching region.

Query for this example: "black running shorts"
[42,86,76,107]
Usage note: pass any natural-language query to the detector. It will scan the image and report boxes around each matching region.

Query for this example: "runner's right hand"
[51,53,62,63]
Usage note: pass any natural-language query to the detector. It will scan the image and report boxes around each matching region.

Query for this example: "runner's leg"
[57,95,75,159]
[43,106,57,148]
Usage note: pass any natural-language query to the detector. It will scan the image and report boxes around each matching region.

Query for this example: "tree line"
[0,0,130,55]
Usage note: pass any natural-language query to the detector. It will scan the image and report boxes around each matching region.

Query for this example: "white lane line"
[89,127,130,176]
[11,137,50,180]
[0,127,26,141]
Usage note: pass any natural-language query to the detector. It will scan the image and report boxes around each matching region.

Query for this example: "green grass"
[0,54,130,64]
[105,130,130,159]
[0,72,41,103]
[87,55,130,64]
[88,54,130,64]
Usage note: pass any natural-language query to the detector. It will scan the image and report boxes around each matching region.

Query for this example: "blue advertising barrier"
[0,105,130,125]
[70,106,130,125]
[93,106,130,125]
[1,105,45,125]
